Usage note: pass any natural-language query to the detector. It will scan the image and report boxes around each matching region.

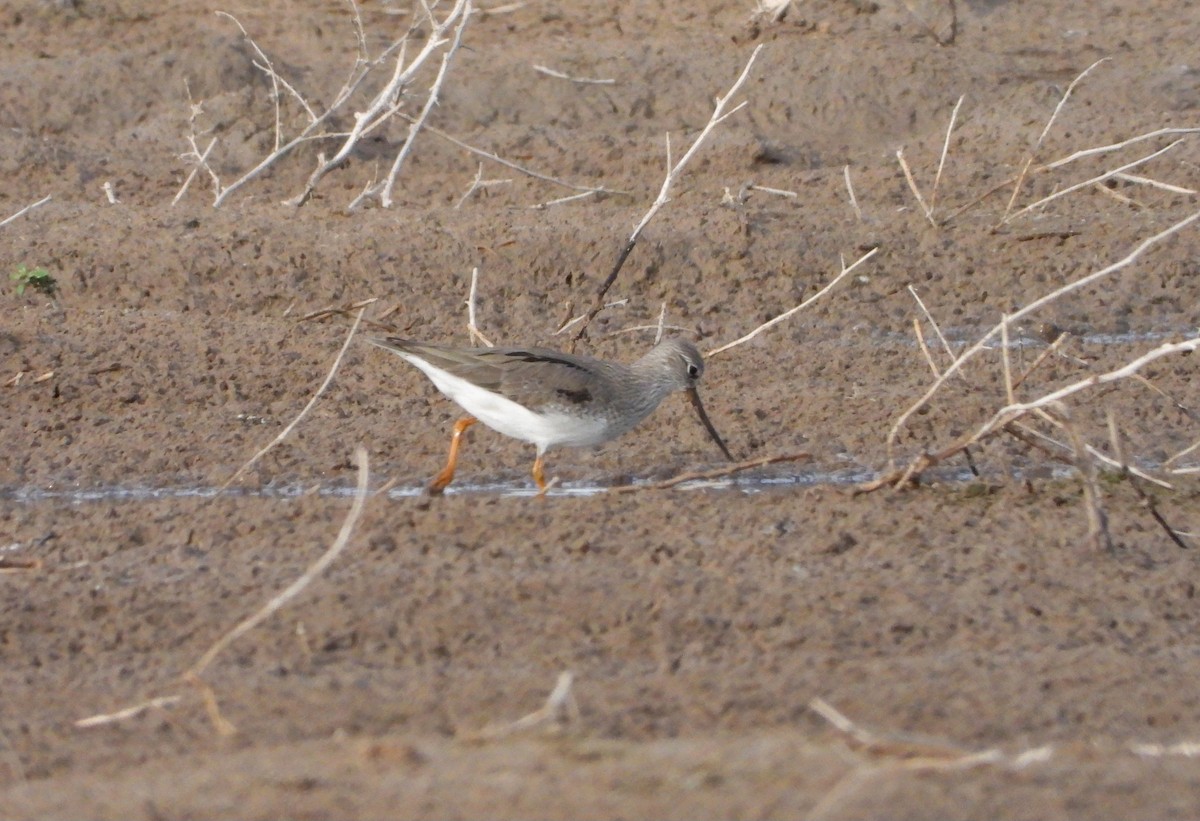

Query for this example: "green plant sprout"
[11,264,58,298]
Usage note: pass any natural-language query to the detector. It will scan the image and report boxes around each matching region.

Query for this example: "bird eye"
[687,363,701,379]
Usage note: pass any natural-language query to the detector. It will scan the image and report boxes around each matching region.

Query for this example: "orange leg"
[428,416,476,495]
[532,453,549,497]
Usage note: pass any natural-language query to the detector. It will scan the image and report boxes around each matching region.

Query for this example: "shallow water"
[0,462,1087,504]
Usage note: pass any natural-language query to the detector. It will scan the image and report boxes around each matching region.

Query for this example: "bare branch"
[573,44,765,343]
[455,163,512,208]
[974,336,1200,440]
[220,306,366,490]
[843,165,863,221]
[380,0,472,207]
[1041,127,1200,172]
[0,195,51,229]
[1037,58,1109,148]
[1004,139,1186,222]
[896,148,935,227]
[466,266,493,347]
[886,209,1200,460]
[1112,172,1197,195]
[929,94,964,214]
[707,246,877,357]
[532,64,615,85]
[292,0,472,206]
[192,446,370,680]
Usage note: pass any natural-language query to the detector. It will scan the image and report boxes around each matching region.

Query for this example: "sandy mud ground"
[3,0,1200,817]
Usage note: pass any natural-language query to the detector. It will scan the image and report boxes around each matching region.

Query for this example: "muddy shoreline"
[4,0,1200,817]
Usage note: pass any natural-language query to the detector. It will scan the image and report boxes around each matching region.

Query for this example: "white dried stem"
[843,165,863,221]
[707,246,878,357]
[1094,181,1143,208]
[75,696,183,729]
[896,148,936,227]
[907,285,956,367]
[1041,127,1200,172]
[1000,156,1035,222]
[1004,139,1185,222]
[409,117,611,193]
[345,0,369,63]
[469,671,579,739]
[627,45,763,247]
[1002,58,1108,221]
[608,322,691,338]
[346,170,381,212]
[913,318,941,378]
[191,446,370,679]
[218,129,324,207]
[173,136,218,206]
[532,64,615,85]
[322,0,469,178]
[455,162,512,208]
[220,306,367,490]
[1036,58,1108,148]
[929,94,964,213]
[1132,741,1200,758]
[1000,314,1014,405]
[1165,435,1200,470]
[214,12,289,148]
[1112,172,1197,195]
[380,0,471,208]
[0,195,51,229]
[1012,418,1172,489]
[552,299,630,336]
[1052,406,1111,551]
[749,184,798,198]
[466,266,493,347]
[572,45,764,342]
[528,190,598,209]
[809,697,1043,767]
[974,337,1200,444]
[1012,331,1070,390]
[886,209,1200,459]
[273,0,468,208]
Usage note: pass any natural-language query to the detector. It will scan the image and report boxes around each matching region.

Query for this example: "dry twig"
[807,697,1052,819]
[886,209,1200,464]
[408,117,615,196]
[220,306,365,490]
[379,0,472,207]
[1109,415,1192,549]
[572,44,765,343]
[0,195,51,230]
[608,452,810,492]
[75,696,183,729]
[707,247,878,357]
[455,163,512,208]
[191,446,371,682]
[843,165,863,221]
[1004,139,1186,222]
[532,64,615,85]
[289,0,473,208]
[466,266,494,347]
[466,671,579,740]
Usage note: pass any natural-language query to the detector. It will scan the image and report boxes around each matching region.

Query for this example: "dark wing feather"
[478,348,605,411]
[382,339,606,412]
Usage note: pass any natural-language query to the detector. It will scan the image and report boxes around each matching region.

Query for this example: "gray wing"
[380,339,608,412]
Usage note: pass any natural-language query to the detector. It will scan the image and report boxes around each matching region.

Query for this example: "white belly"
[404,354,610,452]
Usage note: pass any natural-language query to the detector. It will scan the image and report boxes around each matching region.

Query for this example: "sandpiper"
[368,337,734,494]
